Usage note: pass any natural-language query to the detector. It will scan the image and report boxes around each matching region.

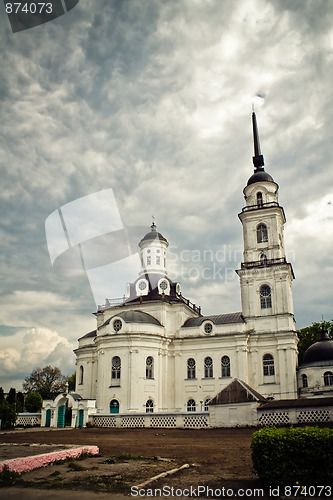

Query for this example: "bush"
[251,426,333,486]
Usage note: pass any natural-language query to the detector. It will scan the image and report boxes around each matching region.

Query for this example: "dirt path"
[0,427,268,498]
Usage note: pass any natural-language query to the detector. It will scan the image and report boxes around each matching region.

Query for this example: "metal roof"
[104,310,162,326]
[209,379,266,405]
[182,312,244,328]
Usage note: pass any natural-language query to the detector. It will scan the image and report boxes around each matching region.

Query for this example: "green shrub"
[0,466,21,486]
[251,426,333,486]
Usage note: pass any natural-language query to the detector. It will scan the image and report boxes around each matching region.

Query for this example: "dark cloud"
[0,0,332,389]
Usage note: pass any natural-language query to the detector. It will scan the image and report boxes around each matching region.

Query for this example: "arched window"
[302,374,308,388]
[187,399,196,412]
[110,399,119,414]
[260,285,272,309]
[187,358,196,379]
[257,192,263,207]
[147,256,151,265]
[221,356,230,377]
[111,356,121,386]
[204,398,211,412]
[146,356,154,379]
[156,256,160,265]
[263,354,275,376]
[257,224,268,243]
[324,371,333,386]
[146,399,154,413]
[204,356,213,378]
[79,365,84,385]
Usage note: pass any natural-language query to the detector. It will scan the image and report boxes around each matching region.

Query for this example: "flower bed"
[0,445,99,474]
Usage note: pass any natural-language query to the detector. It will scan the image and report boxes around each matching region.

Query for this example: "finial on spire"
[252,111,265,170]
[151,215,156,232]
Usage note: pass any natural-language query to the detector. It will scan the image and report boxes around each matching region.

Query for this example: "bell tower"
[236,112,295,331]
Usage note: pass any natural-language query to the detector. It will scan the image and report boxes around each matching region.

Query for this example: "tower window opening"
[257,224,268,243]
[146,356,154,379]
[204,356,213,378]
[147,256,151,265]
[302,374,308,388]
[324,371,333,386]
[187,358,196,379]
[257,192,263,206]
[187,399,196,412]
[156,256,161,265]
[221,356,230,377]
[263,354,275,376]
[260,285,272,309]
[146,399,154,413]
[79,365,84,385]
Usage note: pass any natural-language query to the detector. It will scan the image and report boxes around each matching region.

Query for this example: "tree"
[67,372,76,392]
[16,392,25,412]
[0,387,4,402]
[23,365,66,400]
[0,399,17,429]
[25,392,43,412]
[6,388,16,405]
[298,320,333,364]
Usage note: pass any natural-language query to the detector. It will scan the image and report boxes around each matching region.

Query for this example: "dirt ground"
[0,427,269,498]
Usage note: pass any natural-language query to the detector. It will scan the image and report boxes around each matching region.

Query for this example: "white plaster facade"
[73,115,299,420]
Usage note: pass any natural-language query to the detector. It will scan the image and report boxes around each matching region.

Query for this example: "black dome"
[139,223,168,245]
[303,330,333,364]
[247,168,274,186]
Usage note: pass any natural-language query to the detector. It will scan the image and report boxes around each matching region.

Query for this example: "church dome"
[303,329,333,364]
[247,168,274,186]
[139,223,168,245]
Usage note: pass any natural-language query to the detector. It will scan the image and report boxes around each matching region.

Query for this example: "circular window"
[204,322,213,334]
[147,249,151,253]
[138,281,147,290]
[113,319,122,332]
[160,280,168,291]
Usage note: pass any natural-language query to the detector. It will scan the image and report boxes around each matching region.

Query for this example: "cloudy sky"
[0,0,332,391]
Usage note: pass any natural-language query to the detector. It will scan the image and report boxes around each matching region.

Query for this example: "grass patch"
[67,461,86,472]
[104,452,149,464]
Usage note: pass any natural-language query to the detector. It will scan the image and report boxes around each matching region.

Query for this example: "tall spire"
[252,111,265,170]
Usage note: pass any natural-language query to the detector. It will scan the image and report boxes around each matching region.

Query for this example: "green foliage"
[67,372,76,392]
[25,392,43,412]
[16,391,25,412]
[6,388,16,405]
[0,387,4,402]
[0,399,17,429]
[104,453,148,464]
[298,320,333,364]
[251,426,333,485]
[22,365,66,400]
[0,465,21,486]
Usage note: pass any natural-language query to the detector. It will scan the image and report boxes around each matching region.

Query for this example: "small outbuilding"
[209,378,266,427]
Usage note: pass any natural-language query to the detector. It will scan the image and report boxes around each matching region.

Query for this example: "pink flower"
[0,446,99,474]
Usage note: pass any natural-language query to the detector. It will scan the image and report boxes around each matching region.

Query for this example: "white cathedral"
[72,112,299,419]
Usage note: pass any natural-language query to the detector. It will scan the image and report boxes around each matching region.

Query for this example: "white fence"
[16,413,41,427]
[91,412,210,429]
